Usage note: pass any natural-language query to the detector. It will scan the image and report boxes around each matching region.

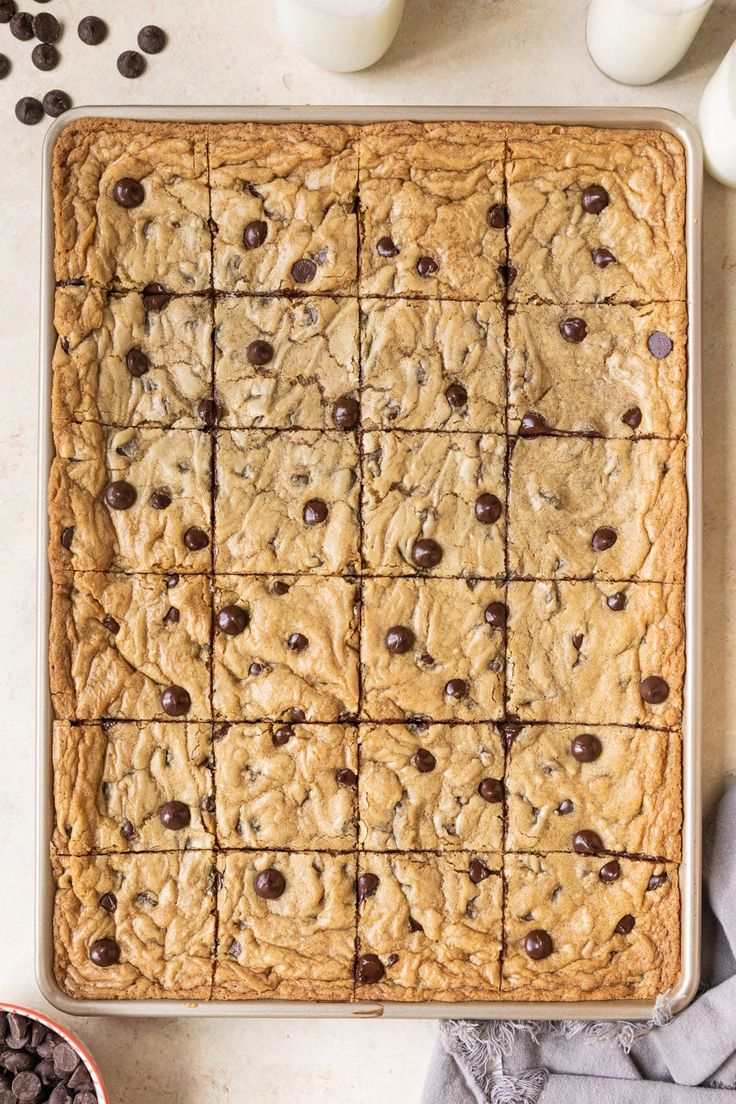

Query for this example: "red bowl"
[0,1001,108,1103]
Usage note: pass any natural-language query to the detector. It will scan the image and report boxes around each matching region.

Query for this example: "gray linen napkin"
[422,782,736,1104]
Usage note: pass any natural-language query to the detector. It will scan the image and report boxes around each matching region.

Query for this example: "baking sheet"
[36,105,702,1019]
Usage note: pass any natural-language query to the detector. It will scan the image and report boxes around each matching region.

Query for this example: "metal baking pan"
[36,105,702,1020]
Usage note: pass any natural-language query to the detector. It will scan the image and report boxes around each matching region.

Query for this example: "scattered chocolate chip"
[159,801,190,830]
[3,1052,34,1075]
[416,255,438,277]
[592,246,616,267]
[287,707,306,722]
[336,767,357,788]
[0,53,9,78]
[254,868,285,899]
[559,317,588,343]
[498,262,517,286]
[445,679,468,700]
[475,493,502,524]
[640,675,670,704]
[572,633,584,650]
[487,203,508,229]
[10,11,33,39]
[622,406,642,430]
[243,220,267,249]
[519,411,548,436]
[582,184,609,214]
[591,526,617,551]
[78,15,107,44]
[303,498,328,525]
[0,2,16,25]
[150,489,172,510]
[42,89,71,118]
[408,916,423,933]
[31,42,57,70]
[606,591,627,611]
[249,662,264,676]
[89,937,120,967]
[413,748,436,773]
[272,725,294,747]
[411,538,443,568]
[615,914,635,935]
[291,258,317,284]
[376,236,399,257]
[15,97,43,125]
[60,525,74,549]
[572,829,603,855]
[117,49,145,78]
[137,24,166,53]
[247,339,274,366]
[478,777,503,803]
[217,604,249,635]
[355,953,384,983]
[183,526,209,551]
[120,819,136,841]
[385,625,414,654]
[332,394,359,429]
[196,397,221,426]
[113,177,144,208]
[570,733,602,763]
[125,347,149,376]
[160,685,191,717]
[556,799,574,815]
[99,892,117,913]
[524,929,553,959]
[270,580,290,596]
[445,382,468,409]
[102,615,120,635]
[141,283,171,310]
[419,652,435,666]
[287,632,309,652]
[647,872,668,891]
[12,1071,42,1101]
[104,480,136,510]
[52,1045,79,1076]
[484,601,506,629]
[599,860,621,884]
[648,331,673,359]
[33,11,59,41]
[357,873,380,902]
[165,575,179,589]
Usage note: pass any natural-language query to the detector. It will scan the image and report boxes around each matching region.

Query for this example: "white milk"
[586,0,713,86]
[277,0,406,72]
[699,40,736,185]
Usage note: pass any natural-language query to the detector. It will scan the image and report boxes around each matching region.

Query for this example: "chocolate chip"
[47,1087,72,1104]
[336,767,357,788]
[572,829,603,855]
[475,493,502,524]
[75,1094,97,1104]
[78,15,107,44]
[126,347,149,376]
[137,24,166,53]
[0,2,16,25]
[117,49,145,78]
[159,801,190,830]
[599,860,621,884]
[160,685,191,717]
[416,255,438,277]
[59,525,74,550]
[376,236,399,257]
[272,725,294,747]
[592,246,616,267]
[196,397,221,426]
[524,929,553,959]
[648,331,673,359]
[487,203,508,229]
[0,52,9,78]
[217,605,249,635]
[606,591,627,611]
[254,868,285,899]
[478,778,503,803]
[357,873,380,902]
[249,662,265,676]
[183,526,209,551]
[498,263,517,287]
[42,89,71,118]
[445,382,468,409]
[647,872,668,891]
[165,577,179,592]
[10,12,32,39]
[104,480,136,510]
[413,748,436,773]
[31,42,57,69]
[332,394,359,429]
[52,1045,79,1076]
[120,819,137,841]
[385,625,414,654]
[591,526,617,551]
[445,679,468,700]
[15,97,43,125]
[572,634,584,651]
[355,953,385,983]
[615,914,635,935]
[287,707,306,722]
[150,489,172,510]
[287,632,309,652]
[519,411,548,436]
[291,258,317,284]
[408,916,423,933]
[243,220,267,249]
[33,11,59,41]
[89,937,120,967]
[640,675,670,704]
[99,892,117,913]
[102,615,120,635]
[2,1052,33,1074]
[570,733,602,763]
[465,859,490,884]
[141,283,171,310]
[622,406,642,430]
[270,580,290,596]
[484,601,506,629]
[303,498,328,525]
[12,1071,41,1101]
[559,317,587,343]
[247,339,274,366]
[582,184,609,214]
[113,177,144,208]
[411,538,443,568]
[556,799,574,815]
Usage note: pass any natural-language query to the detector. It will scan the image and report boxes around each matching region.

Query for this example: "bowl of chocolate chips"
[0,1004,107,1104]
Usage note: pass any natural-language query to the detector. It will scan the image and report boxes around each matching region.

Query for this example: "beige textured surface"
[213,575,359,721]
[361,298,506,432]
[356,851,503,1001]
[506,725,682,859]
[503,853,680,1000]
[215,429,360,575]
[50,572,212,721]
[215,723,358,850]
[507,302,688,438]
[359,723,504,852]
[209,122,359,294]
[53,851,216,1000]
[214,295,359,429]
[214,850,356,1000]
[506,125,686,303]
[508,437,687,581]
[53,118,211,292]
[507,581,685,726]
[362,577,506,721]
[52,721,215,854]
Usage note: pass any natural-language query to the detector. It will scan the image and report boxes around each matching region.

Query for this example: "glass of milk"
[699,40,736,186]
[586,0,713,86]
[277,0,406,72]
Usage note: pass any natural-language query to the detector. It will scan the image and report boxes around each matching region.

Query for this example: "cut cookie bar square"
[506,581,684,727]
[503,852,680,1000]
[53,119,211,292]
[362,432,506,578]
[360,298,505,432]
[215,430,360,575]
[355,851,503,1001]
[53,851,216,1000]
[358,122,507,300]
[214,295,359,430]
[52,721,215,854]
[507,437,687,582]
[209,122,358,294]
[359,723,504,852]
[213,850,356,1000]
[215,722,358,850]
[362,578,506,722]
[505,724,682,860]
[50,571,212,721]
[213,575,359,722]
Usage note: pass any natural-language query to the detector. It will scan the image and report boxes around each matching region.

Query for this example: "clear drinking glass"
[699,39,736,186]
[586,0,713,86]
[276,0,406,73]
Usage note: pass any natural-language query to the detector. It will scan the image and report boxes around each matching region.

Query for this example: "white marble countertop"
[1,1,733,1100]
